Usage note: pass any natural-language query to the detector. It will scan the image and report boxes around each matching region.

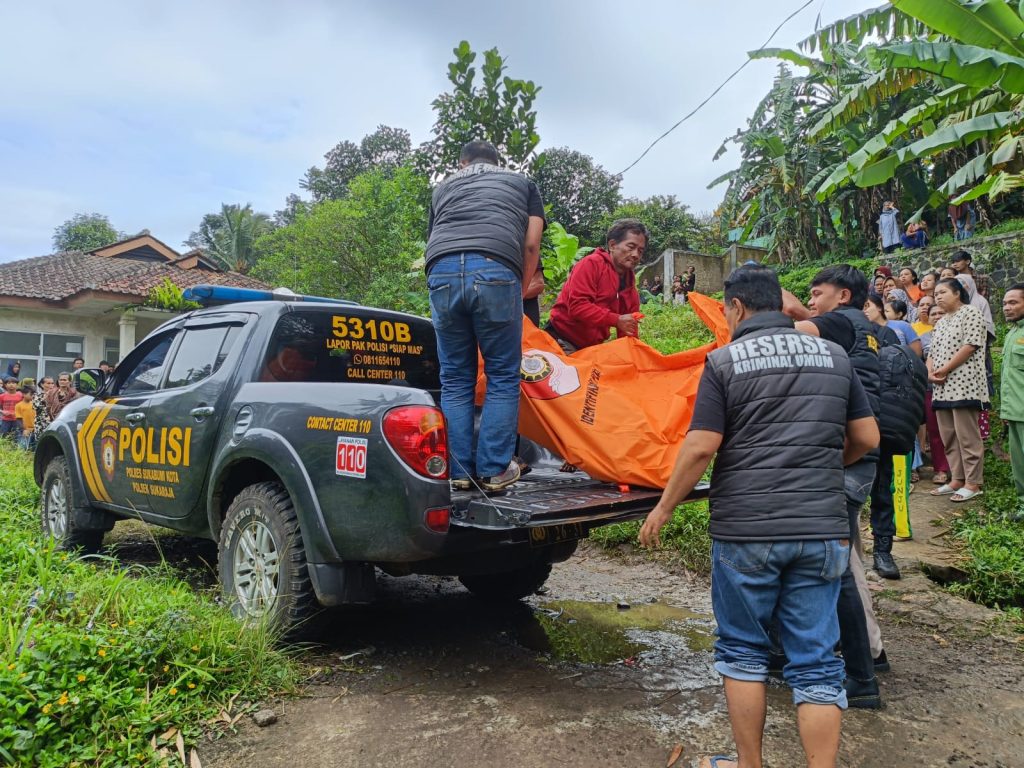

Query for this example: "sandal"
[930,484,958,496]
[950,488,983,503]
[911,471,920,483]
[932,472,948,484]
[699,758,737,768]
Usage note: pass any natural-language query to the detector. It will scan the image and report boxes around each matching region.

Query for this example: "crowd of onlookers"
[0,357,113,452]
[868,251,997,512]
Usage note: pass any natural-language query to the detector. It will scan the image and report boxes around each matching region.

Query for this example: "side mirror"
[73,368,106,396]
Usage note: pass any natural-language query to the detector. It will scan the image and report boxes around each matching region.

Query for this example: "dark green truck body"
[34,299,706,629]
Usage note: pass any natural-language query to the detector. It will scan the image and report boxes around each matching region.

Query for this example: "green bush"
[0,445,298,767]
[775,257,877,304]
[589,501,711,573]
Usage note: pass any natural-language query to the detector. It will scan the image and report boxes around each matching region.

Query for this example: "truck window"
[261,310,439,389]
[119,334,176,394]
[165,325,242,389]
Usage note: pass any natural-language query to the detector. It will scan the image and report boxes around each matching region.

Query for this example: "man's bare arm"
[521,216,544,295]
[843,416,879,466]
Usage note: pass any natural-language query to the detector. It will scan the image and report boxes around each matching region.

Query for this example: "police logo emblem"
[101,435,116,481]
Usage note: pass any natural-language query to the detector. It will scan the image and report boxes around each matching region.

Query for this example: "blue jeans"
[427,253,522,479]
[712,538,850,708]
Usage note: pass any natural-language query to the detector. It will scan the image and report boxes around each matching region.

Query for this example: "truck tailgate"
[450,468,708,531]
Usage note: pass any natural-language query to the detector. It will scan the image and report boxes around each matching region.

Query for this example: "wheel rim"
[231,514,281,618]
[45,477,69,539]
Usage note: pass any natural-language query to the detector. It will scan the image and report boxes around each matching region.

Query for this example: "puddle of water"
[517,599,713,665]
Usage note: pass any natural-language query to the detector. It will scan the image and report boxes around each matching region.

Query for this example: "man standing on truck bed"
[424,139,546,492]
[639,265,879,768]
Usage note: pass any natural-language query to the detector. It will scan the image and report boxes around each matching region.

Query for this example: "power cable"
[614,0,818,177]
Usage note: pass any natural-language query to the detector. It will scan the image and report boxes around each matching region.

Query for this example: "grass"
[0,443,299,767]
[944,349,1024,614]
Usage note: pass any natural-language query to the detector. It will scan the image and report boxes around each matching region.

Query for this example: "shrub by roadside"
[0,443,299,767]
[946,349,1024,614]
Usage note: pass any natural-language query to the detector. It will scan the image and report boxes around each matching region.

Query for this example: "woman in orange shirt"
[899,267,923,303]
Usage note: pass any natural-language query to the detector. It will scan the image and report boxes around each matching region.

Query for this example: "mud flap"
[308,561,377,607]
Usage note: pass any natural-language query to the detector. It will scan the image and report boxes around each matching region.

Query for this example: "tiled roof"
[0,244,268,303]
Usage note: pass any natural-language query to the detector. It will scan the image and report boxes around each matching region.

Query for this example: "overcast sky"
[0,0,870,261]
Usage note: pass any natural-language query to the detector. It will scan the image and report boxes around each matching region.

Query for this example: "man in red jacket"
[547,219,646,352]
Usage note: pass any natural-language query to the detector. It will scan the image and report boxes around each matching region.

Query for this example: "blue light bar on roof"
[182,285,357,306]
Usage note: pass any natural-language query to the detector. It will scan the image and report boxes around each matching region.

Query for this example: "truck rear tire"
[218,481,317,635]
[459,560,553,601]
[41,456,107,555]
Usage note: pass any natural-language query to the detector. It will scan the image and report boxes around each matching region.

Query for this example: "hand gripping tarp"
[482,292,730,489]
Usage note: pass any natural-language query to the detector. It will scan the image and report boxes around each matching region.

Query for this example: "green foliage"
[420,41,540,177]
[0,444,297,766]
[720,0,1024,262]
[595,195,706,258]
[52,214,123,254]
[185,204,275,274]
[590,501,711,574]
[144,279,200,312]
[254,166,430,313]
[531,147,621,245]
[635,301,714,354]
[775,257,877,304]
[540,222,593,303]
[301,125,413,203]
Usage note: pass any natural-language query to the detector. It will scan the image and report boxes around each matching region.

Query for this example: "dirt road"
[189,514,1024,768]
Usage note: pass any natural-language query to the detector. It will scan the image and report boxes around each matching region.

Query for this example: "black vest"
[424,163,534,278]
[704,313,852,542]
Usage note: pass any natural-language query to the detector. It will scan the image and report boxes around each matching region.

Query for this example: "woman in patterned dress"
[927,279,989,502]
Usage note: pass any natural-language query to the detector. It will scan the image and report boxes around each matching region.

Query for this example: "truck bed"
[450,467,709,531]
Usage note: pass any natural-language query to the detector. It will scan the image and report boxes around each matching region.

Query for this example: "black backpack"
[875,331,927,454]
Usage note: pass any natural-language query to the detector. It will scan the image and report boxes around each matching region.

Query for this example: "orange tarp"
[506,293,730,489]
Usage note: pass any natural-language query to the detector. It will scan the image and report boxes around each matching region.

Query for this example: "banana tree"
[811,0,1024,211]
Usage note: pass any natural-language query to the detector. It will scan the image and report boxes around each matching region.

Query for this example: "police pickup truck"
[35,286,707,634]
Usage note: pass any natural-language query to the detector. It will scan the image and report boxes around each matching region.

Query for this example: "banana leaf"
[807,68,930,137]
[799,3,928,54]
[874,42,1024,93]
[891,0,1024,57]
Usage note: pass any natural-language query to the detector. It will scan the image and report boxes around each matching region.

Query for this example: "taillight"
[382,405,448,479]
[424,506,450,533]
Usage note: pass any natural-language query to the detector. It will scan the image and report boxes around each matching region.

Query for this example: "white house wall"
[0,307,164,371]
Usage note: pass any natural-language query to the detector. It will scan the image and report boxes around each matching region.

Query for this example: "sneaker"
[479,461,521,491]
[845,676,882,709]
[450,478,473,491]
[874,649,891,673]
[873,551,902,580]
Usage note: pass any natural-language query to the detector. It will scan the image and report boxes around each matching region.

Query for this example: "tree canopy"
[419,41,541,177]
[52,213,123,253]
[301,125,413,203]
[532,147,622,246]
[253,166,430,312]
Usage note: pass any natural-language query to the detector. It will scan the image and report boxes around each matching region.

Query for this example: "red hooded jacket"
[548,248,640,350]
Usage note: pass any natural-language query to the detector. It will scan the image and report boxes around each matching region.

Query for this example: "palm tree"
[186,204,274,274]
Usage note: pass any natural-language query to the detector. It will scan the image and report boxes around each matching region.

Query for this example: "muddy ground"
[109,492,1024,768]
